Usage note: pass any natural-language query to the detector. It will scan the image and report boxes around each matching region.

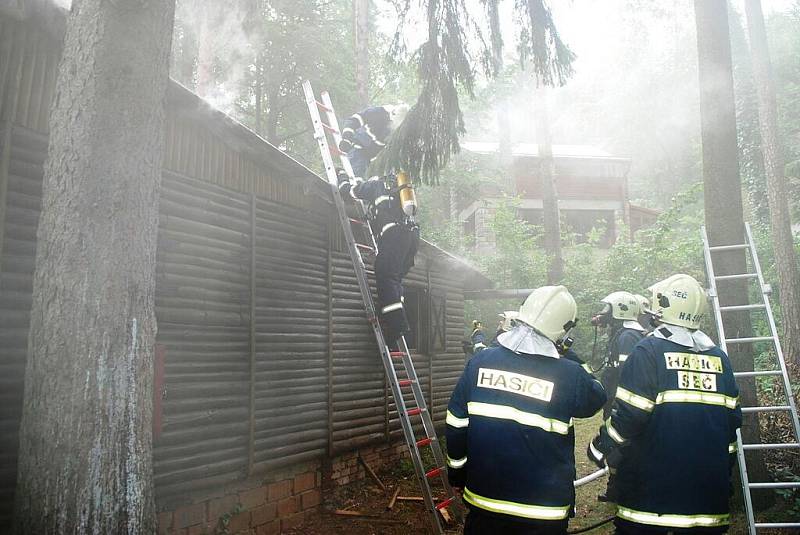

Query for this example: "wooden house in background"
[0,5,491,533]
[460,142,659,249]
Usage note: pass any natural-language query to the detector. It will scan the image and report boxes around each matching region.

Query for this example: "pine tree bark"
[354,0,369,108]
[744,0,800,366]
[534,87,563,283]
[694,0,771,507]
[13,0,175,532]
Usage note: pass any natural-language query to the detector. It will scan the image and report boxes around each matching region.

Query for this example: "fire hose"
[569,466,615,533]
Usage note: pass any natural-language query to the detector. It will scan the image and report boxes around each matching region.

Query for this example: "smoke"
[454,0,705,207]
[171,0,258,115]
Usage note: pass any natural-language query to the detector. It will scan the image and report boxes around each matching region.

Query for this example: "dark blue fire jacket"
[446,345,606,524]
[341,106,391,160]
[591,335,742,532]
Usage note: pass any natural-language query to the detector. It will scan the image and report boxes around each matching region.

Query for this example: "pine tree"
[375,0,573,184]
[14,0,175,532]
[744,0,800,366]
[694,0,772,508]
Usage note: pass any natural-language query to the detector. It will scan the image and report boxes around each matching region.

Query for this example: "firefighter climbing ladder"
[302,80,461,534]
[701,223,800,534]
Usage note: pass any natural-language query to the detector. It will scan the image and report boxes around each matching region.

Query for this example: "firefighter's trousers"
[601,365,621,419]
[374,224,419,343]
[464,508,567,534]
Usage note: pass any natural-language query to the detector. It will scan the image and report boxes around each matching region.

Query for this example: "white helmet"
[600,291,640,321]
[647,274,708,329]
[633,294,650,313]
[385,103,409,126]
[498,310,519,332]
[517,286,577,342]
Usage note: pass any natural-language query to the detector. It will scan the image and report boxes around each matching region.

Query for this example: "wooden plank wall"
[0,15,471,519]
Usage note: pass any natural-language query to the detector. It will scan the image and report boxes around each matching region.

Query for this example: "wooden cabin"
[460,142,658,249]
[0,5,491,532]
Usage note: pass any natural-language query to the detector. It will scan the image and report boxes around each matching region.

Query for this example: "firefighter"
[633,293,653,332]
[471,320,488,353]
[338,172,419,344]
[338,103,409,179]
[588,274,742,534]
[446,286,607,534]
[591,291,648,419]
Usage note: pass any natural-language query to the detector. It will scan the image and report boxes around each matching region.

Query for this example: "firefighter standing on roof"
[588,274,742,534]
[338,171,419,344]
[446,286,606,535]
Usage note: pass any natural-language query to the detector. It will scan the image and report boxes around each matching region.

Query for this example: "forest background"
[168,0,800,365]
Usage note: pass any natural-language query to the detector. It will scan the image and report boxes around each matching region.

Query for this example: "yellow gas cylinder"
[396,171,417,217]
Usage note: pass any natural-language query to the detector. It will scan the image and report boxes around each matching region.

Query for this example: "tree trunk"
[13,0,175,532]
[354,0,369,108]
[533,87,562,283]
[745,0,800,366]
[694,0,771,508]
[196,2,213,97]
[254,56,263,135]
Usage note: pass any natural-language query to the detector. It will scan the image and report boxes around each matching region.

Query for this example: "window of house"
[401,287,446,353]
[429,292,447,352]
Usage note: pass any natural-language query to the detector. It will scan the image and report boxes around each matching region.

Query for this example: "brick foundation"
[157,441,410,534]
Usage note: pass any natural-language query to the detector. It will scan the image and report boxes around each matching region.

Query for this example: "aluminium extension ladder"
[701,223,800,533]
[302,80,461,534]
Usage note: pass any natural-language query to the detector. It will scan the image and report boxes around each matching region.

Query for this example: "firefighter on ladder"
[338,103,409,179]
[446,286,607,534]
[338,171,419,344]
[588,274,742,534]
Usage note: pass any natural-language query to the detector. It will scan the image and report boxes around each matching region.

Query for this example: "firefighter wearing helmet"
[588,274,742,534]
[592,291,648,419]
[446,286,606,534]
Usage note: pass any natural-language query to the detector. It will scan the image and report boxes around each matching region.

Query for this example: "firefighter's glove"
[338,138,354,153]
[587,436,606,469]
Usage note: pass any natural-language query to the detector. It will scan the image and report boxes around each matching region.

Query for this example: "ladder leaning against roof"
[701,223,800,534]
[302,80,462,534]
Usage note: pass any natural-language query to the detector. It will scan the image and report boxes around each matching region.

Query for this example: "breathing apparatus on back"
[395,171,418,219]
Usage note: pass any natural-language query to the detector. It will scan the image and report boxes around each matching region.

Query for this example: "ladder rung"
[349,217,366,225]
[741,405,790,413]
[726,336,774,344]
[398,379,414,387]
[321,122,339,134]
[425,467,444,479]
[754,522,800,529]
[407,408,423,417]
[749,481,800,489]
[416,438,433,448]
[715,273,758,281]
[389,351,406,358]
[355,243,374,251]
[315,100,332,112]
[742,442,800,450]
[734,370,782,378]
[331,147,346,156]
[709,243,749,252]
[719,304,766,312]
[436,497,455,510]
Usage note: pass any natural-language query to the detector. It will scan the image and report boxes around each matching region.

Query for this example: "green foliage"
[376,0,574,184]
[462,183,708,357]
[514,0,575,86]
[215,502,245,535]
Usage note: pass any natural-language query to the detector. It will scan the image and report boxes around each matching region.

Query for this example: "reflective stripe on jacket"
[595,336,741,532]
[446,345,606,523]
